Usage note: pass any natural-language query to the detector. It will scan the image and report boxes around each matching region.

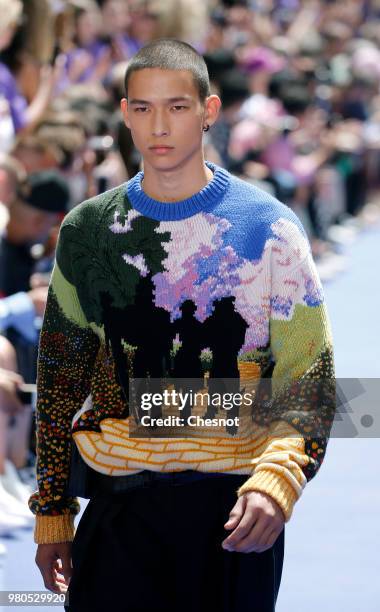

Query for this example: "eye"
[134,107,149,113]
[171,105,188,111]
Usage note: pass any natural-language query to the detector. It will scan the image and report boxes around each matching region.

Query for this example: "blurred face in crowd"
[7,200,60,244]
[129,9,159,44]
[204,22,225,53]
[121,68,220,174]
[75,9,102,47]
[102,0,130,36]
[13,144,58,175]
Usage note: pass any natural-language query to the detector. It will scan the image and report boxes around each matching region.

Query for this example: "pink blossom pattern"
[153,213,272,351]
[110,212,323,352]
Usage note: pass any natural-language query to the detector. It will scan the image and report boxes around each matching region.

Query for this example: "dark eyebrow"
[128,96,192,105]
[128,99,151,105]
[166,97,192,103]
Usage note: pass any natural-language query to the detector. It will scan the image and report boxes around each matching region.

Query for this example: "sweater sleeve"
[236,240,335,522]
[28,223,100,544]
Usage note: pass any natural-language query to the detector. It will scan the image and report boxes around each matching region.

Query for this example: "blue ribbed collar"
[125,161,230,221]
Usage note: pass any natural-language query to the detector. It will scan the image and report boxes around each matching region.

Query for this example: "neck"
[141,151,213,203]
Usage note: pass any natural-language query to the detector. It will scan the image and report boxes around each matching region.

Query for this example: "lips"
[149,146,174,153]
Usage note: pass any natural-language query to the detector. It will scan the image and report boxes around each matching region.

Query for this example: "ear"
[120,98,131,129]
[203,94,222,128]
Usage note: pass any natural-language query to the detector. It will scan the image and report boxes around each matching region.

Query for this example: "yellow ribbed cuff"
[236,468,299,522]
[34,514,76,544]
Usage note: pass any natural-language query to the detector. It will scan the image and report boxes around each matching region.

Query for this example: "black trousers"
[65,472,285,612]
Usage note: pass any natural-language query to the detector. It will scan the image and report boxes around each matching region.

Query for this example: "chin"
[147,154,195,173]
[148,158,181,172]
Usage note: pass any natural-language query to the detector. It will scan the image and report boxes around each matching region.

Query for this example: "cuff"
[34,514,76,544]
[236,468,299,522]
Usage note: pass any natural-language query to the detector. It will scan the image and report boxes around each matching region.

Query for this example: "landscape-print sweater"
[28,162,335,544]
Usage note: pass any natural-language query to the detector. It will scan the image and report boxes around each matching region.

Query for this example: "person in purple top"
[0,63,27,133]
[0,0,57,133]
[0,1,27,132]
[101,0,143,60]
[64,1,111,85]
[63,0,146,87]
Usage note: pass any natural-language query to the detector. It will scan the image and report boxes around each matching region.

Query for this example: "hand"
[30,273,50,290]
[67,50,93,83]
[37,64,57,101]
[0,368,24,415]
[35,542,73,594]
[222,490,285,553]
[92,47,112,82]
[28,286,48,317]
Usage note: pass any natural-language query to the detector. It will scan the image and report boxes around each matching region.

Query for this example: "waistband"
[92,469,239,495]
[66,442,247,498]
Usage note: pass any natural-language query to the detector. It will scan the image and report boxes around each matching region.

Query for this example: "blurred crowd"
[1,0,380,549]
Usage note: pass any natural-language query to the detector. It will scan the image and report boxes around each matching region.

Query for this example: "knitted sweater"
[29,162,335,544]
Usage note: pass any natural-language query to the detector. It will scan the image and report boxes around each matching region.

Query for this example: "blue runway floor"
[277,221,380,612]
[1,221,379,611]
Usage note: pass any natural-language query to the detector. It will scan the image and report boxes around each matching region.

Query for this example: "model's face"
[121,68,220,173]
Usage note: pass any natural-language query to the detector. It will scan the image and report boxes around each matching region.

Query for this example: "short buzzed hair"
[124,38,211,102]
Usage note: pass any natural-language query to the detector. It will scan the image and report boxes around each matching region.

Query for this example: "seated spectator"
[31,111,89,204]
[0,170,70,383]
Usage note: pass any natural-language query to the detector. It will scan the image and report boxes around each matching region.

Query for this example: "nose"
[151,109,169,137]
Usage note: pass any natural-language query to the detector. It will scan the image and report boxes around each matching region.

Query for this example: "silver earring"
[203,124,210,132]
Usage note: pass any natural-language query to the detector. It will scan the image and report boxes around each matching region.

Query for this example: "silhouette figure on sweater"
[203,296,248,434]
[172,300,207,420]
[102,274,172,422]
